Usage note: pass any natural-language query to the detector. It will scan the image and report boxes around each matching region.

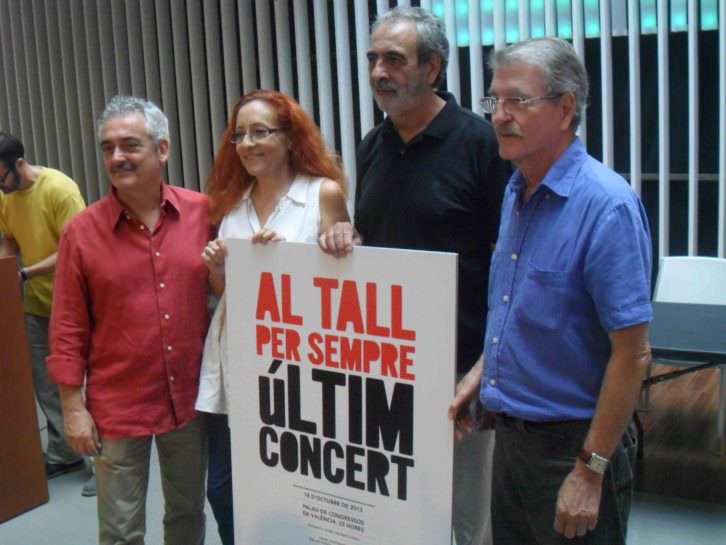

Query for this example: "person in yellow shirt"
[0,132,88,491]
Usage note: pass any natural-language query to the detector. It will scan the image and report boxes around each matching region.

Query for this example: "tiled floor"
[2,451,725,545]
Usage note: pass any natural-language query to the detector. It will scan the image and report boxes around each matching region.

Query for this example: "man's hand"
[59,385,101,456]
[318,222,361,258]
[64,404,101,456]
[447,358,484,440]
[554,464,603,538]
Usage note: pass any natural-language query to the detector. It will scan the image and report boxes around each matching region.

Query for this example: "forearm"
[22,251,58,278]
[208,269,225,297]
[59,384,86,413]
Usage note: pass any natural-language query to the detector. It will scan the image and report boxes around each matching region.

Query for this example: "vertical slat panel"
[203,1,228,143]
[376,0,388,17]
[19,0,45,161]
[571,0,586,144]
[544,0,557,35]
[140,0,162,106]
[687,0,699,254]
[657,0,671,258]
[239,0,258,93]
[354,0,374,139]
[468,0,483,106]
[111,0,132,94]
[34,0,58,167]
[255,0,275,89]
[719,0,726,257]
[97,0,118,99]
[155,0,183,186]
[313,0,335,149]
[187,0,213,186]
[125,0,147,97]
[82,0,109,194]
[518,0,531,41]
[627,0,642,195]
[221,0,243,111]
[444,0,461,100]
[274,0,294,96]
[599,0,614,167]
[44,0,73,175]
[8,0,34,151]
[70,0,101,201]
[56,0,86,187]
[492,0,505,49]
[293,1,314,114]
[420,0,433,10]
[333,1,357,196]
[170,0,199,188]
[0,0,10,132]
[397,0,411,7]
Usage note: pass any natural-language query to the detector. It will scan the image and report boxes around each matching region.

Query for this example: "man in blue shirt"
[449,38,652,545]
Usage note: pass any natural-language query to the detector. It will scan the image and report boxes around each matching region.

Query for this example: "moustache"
[111,162,136,174]
[374,80,397,93]
[496,125,522,137]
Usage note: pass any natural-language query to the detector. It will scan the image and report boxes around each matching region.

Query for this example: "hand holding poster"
[225,240,457,544]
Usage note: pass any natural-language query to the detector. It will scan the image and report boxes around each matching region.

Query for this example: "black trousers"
[492,414,637,545]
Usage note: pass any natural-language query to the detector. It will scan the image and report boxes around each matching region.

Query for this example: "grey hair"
[97,95,170,145]
[373,6,449,88]
[488,37,589,130]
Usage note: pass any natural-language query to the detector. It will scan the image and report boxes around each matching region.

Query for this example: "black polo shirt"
[355,92,509,374]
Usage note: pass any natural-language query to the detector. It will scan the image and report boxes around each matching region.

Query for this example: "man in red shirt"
[48,95,212,545]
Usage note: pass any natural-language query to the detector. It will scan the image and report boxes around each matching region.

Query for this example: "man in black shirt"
[319,7,509,545]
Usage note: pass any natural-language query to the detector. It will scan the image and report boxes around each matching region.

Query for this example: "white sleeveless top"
[195,175,323,414]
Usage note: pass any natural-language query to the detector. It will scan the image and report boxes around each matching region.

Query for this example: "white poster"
[225,240,457,545]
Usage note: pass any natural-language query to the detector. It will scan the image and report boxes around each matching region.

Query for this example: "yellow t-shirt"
[0,167,86,316]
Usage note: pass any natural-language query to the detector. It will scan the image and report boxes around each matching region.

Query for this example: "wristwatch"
[577,448,609,475]
[19,268,28,282]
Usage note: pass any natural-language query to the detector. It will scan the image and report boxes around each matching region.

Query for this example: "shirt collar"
[510,137,586,199]
[107,183,179,229]
[382,91,459,144]
[240,175,308,206]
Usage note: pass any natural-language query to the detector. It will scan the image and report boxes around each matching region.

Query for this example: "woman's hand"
[251,228,286,244]
[202,238,228,271]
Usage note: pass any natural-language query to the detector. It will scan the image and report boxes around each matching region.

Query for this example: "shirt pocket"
[514,266,576,332]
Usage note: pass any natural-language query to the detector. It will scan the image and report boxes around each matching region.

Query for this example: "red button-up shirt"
[48,184,212,438]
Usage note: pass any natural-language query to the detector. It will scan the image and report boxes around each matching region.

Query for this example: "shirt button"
[169,376,175,382]
[167,345,173,352]
[502,295,510,303]
[164,313,170,320]
[155,251,161,257]
[159,282,166,289]
[492,337,499,344]
[511,253,518,260]
[489,379,497,386]
[139,225,145,230]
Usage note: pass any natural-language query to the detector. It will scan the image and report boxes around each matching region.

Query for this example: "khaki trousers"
[95,417,207,545]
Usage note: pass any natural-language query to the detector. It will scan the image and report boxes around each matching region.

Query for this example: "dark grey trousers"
[492,413,637,545]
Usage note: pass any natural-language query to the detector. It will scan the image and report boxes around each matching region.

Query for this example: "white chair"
[644,256,726,455]
[653,256,726,305]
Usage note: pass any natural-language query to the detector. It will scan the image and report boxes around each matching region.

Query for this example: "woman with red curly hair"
[195,90,349,544]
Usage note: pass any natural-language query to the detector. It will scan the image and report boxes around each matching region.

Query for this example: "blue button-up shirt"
[481,138,652,421]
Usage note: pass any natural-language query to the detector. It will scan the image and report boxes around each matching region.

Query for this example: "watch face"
[588,453,609,475]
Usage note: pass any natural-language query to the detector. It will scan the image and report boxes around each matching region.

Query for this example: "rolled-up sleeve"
[47,224,91,386]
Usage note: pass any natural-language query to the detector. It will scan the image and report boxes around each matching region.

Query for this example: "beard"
[371,70,431,117]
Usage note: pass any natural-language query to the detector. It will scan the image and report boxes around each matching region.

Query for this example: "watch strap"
[577,448,609,475]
